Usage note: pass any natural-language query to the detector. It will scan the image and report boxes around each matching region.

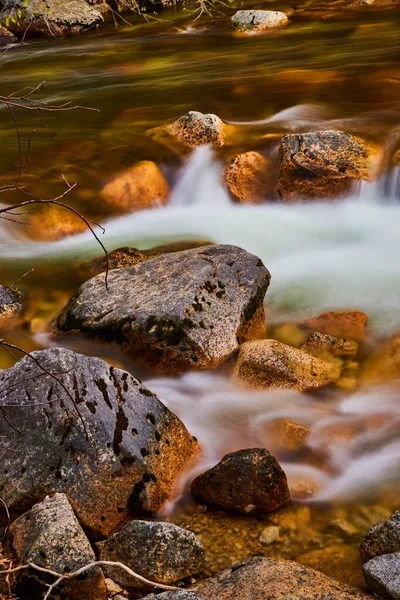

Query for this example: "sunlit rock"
[190,448,291,514]
[303,310,368,342]
[234,339,341,391]
[28,204,87,241]
[0,0,104,37]
[0,284,22,322]
[231,10,288,33]
[10,493,106,600]
[100,161,170,214]
[57,245,270,374]
[0,347,198,536]
[224,151,271,203]
[277,130,382,202]
[150,111,226,149]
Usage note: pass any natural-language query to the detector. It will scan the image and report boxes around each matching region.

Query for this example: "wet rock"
[57,245,270,374]
[28,204,87,241]
[190,448,291,514]
[234,339,341,391]
[262,418,309,453]
[105,578,123,597]
[270,321,308,348]
[10,493,106,600]
[143,240,214,257]
[143,592,200,600]
[224,152,271,203]
[360,511,400,563]
[195,556,373,599]
[166,111,225,147]
[362,333,400,384]
[0,0,104,37]
[363,553,400,599]
[301,331,358,360]
[97,520,206,589]
[100,161,170,214]
[277,131,380,202]
[0,347,198,536]
[231,10,288,32]
[0,284,22,322]
[297,544,366,590]
[304,310,368,342]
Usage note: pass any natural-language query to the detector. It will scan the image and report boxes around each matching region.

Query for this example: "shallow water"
[1,0,400,563]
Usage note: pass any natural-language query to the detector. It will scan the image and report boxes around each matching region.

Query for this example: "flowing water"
[1,0,400,574]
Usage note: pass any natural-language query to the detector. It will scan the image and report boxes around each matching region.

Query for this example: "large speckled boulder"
[277,131,380,202]
[166,111,225,147]
[224,152,271,203]
[0,0,104,37]
[100,161,170,214]
[190,448,291,514]
[0,348,198,536]
[57,245,270,374]
[360,511,400,563]
[234,339,341,391]
[231,10,288,32]
[10,494,106,600]
[0,284,22,322]
[97,520,206,590]
[194,557,373,600]
[363,553,400,599]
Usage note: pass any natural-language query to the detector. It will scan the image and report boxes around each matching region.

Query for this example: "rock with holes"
[154,111,225,148]
[97,520,206,590]
[194,557,373,600]
[231,10,288,32]
[0,284,22,322]
[277,131,381,202]
[57,245,270,375]
[360,511,400,563]
[10,493,106,600]
[0,347,198,536]
[190,448,291,514]
[234,339,341,391]
[0,0,104,37]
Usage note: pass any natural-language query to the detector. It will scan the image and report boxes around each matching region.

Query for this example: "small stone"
[0,284,22,322]
[97,520,206,590]
[100,161,170,214]
[231,10,288,32]
[277,131,381,202]
[259,526,280,545]
[10,493,106,600]
[301,332,358,360]
[190,448,291,514]
[166,111,225,147]
[234,339,341,391]
[105,578,123,596]
[224,152,271,203]
[363,552,400,599]
[304,310,368,342]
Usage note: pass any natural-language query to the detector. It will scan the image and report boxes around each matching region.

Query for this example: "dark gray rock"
[195,557,373,600]
[0,284,22,321]
[10,493,106,600]
[0,348,198,536]
[97,520,206,590]
[360,511,400,563]
[0,0,104,37]
[190,448,291,514]
[231,10,288,32]
[363,553,400,599]
[57,245,270,374]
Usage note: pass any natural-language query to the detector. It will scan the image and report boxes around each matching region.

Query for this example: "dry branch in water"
[0,560,182,599]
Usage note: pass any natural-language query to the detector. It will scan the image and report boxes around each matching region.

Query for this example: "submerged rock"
[277,131,380,202]
[304,310,368,342]
[97,520,206,589]
[297,544,366,590]
[10,493,106,600]
[28,204,87,241]
[362,333,400,384]
[0,348,198,536]
[100,161,170,214]
[231,10,288,32]
[57,245,270,374]
[0,284,22,322]
[301,331,358,360]
[194,556,373,599]
[360,511,400,563]
[363,553,400,599]
[190,448,291,514]
[224,152,271,203]
[163,111,225,147]
[234,339,341,391]
[0,0,104,37]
